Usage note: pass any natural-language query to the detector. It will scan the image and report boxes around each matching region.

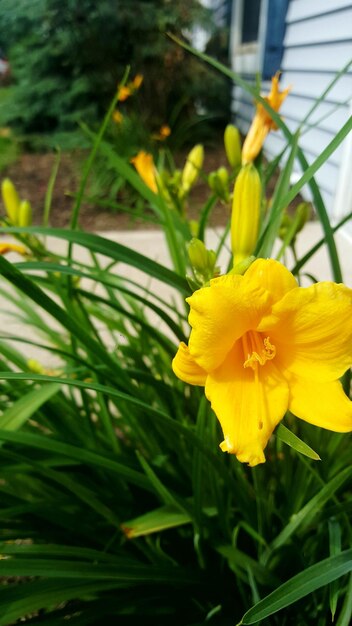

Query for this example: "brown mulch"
[1,147,231,232]
[1,145,302,232]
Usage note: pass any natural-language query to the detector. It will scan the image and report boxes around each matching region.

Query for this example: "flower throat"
[242,331,276,370]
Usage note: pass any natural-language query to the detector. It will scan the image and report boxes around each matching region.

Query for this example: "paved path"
[0,223,351,364]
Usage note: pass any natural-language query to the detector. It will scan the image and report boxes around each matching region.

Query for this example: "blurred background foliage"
[0,0,232,148]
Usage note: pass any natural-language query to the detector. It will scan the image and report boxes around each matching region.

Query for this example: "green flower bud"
[232,255,256,276]
[181,144,204,194]
[18,199,32,227]
[224,124,241,170]
[208,168,229,201]
[27,359,45,374]
[208,171,218,192]
[1,178,20,223]
[154,171,172,204]
[295,202,311,233]
[188,238,209,272]
[217,166,229,187]
[231,163,261,265]
[189,220,199,237]
[188,238,218,284]
[279,212,293,240]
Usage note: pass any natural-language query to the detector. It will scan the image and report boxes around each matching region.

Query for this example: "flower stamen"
[242,332,276,370]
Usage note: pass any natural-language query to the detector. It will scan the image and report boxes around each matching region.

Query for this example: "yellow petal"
[205,342,289,466]
[0,243,27,256]
[132,74,143,89]
[131,151,158,193]
[268,73,290,114]
[113,110,123,124]
[118,85,132,101]
[242,116,269,164]
[288,374,352,432]
[266,282,352,382]
[246,258,298,307]
[172,342,207,386]
[187,273,271,372]
[242,74,290,163]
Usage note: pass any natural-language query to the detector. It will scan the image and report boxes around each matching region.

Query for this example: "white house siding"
[231,0,352,237]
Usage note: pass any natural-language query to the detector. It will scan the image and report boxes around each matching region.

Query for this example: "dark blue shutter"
[262,0,289,79]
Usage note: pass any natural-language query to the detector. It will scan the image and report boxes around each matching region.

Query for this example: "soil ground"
[1,145,302,232]
[1,147,232,231]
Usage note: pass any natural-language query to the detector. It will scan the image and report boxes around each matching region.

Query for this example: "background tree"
[0,0,231,140]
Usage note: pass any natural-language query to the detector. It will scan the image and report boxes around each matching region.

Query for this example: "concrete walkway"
[0,223,351,364]
[104,222,352,287]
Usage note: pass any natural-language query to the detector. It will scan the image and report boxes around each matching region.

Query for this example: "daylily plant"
[173,258,352,466]
[242,73,290,164]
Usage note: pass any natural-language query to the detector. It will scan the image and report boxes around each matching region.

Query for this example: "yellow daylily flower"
[152,124,171,141]
[117,74,143,102]
[132,74,144,89]
[118,85,132,102]
[242,73,290,164]
[0,242,27,255]
[131,151,158,193]
[112,110,123,124]
[172,259,352,466]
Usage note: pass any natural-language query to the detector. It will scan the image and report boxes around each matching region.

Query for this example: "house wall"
[231,0,352,234]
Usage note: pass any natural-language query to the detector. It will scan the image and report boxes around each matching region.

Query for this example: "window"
[231,0,288,76]
[242,0,262,43]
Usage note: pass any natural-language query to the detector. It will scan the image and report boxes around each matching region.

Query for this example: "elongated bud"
[217,166,229,187]
[224,124,241,170]
[181,144,204,194]
[216,166,230,201]
[1,178,20,223]
[18,199,32,227]
[231,164,261,265]
[295,202,310,233]
[208,171,218,193]
[188,237,218,285]
[189,220,199,237]
[27,359,45,374]
[279,212,292,240]
[208,167,229,201]
[154,170,172,204]
[279,203,311,243]
[188,238,209,272]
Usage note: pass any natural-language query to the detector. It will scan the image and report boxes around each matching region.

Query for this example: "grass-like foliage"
[0,50,351,625]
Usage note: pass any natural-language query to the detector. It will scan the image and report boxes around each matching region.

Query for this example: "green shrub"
[0,0,230,141]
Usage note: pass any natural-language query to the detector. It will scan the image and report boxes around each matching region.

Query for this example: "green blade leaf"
[276,423,321,461]
[121,504,192,538]
[238,550,352,624]
[0,226,190,294]
[0,580,122,626]
[0,426,150,490]
[263,466,351,561]
[0,557,201,584]
[0,383,60,432]
[166,36,346,282]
